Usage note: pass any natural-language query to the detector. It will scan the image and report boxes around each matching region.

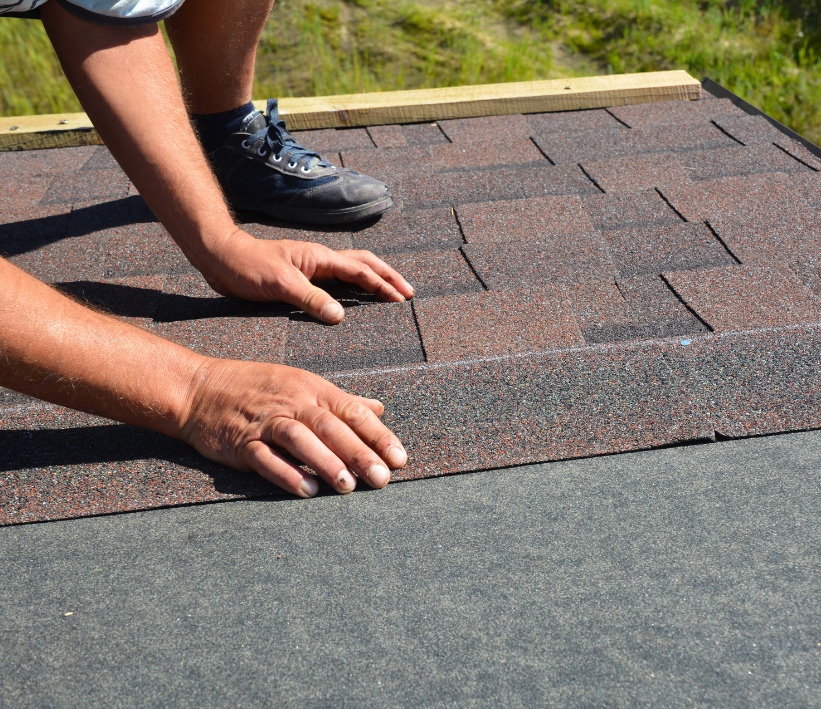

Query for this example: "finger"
[327,255,407,303]
[301,408,397,488]
[317,392,407,471]
[264,417,359,494]
[274,269,345,324]
[244,440,320,499]
[356,395,385,417]
[345,251,415,300]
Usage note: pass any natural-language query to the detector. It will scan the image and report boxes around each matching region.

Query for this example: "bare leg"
[165,0,277,114]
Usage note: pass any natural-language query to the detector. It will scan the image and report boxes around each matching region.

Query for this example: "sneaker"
[206,99,393,225]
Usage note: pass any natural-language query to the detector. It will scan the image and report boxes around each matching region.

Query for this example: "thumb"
[279,270,345,324]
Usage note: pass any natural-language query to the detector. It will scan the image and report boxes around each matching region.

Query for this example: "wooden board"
[0,113,102,151]
[1,71,701,151]
[271,71,702,130]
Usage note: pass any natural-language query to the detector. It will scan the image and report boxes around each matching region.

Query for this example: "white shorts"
[0,0,185,24]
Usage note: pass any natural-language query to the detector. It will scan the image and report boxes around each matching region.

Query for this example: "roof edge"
[0,70,700,151]
[702,77,821,160]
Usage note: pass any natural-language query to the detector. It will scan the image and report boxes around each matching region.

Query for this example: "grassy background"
[1,0,819,143]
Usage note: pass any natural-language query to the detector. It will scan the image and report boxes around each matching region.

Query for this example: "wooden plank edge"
[0,128,102,152]
[1,70,700,150]
[272,71,702,130]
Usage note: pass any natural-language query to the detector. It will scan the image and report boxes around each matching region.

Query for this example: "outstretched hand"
[199,230,414,323]
[181,359,407,497]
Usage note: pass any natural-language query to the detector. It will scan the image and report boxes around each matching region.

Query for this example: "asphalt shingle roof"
[3,91,821,525]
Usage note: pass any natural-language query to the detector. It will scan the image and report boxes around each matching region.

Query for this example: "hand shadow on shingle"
[56,281,165,319]
[0,425,291,500]
[54,280,294,322]
[154,292,294,322]
[0,197,150,257]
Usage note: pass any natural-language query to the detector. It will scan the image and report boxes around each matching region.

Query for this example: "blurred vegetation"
[1,1,819,142]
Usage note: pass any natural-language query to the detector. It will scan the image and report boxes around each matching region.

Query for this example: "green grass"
[2,1,820,143]
[0,19,81,115]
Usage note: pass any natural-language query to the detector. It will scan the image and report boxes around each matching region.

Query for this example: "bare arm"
[39,3,413,323]
[0,257,406,496]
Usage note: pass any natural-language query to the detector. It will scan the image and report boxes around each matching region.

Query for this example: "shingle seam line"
[710,119,746,146]
[450,206,468,245]
[658,273,714,333]
[529,136,555,166]
[409,299,429,363]
[771,142,821,173]
[577,163,606,194]
[703,220,742,265]
[604,107,632,129]
[654,187,688,223]
[457,246,489,291]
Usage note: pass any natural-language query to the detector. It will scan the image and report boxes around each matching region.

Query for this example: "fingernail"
[300,476,319,498]
[368,464,391,488]
[336,468,357,493]
[321,301,344,322]
[385,445,407,468]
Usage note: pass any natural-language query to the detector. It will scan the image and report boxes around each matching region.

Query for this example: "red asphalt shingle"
[437,114,532,143]
[456,195,594,244]
[606,97,746,128]
[366,125,408,148]
[664,264,821,332]
[579,153,691,194]
[350,203,463,255]
[414,286,584,363]
[290,127,374,152]
[602,222,736,277]
[286,301,423,373]
[4,89,821,524]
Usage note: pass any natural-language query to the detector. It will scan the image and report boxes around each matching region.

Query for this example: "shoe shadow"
[236,211,385,235]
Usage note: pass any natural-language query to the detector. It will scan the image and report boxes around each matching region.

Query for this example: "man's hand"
[181,360,406,497]
[1,257,407,499]
[199,231,415,323]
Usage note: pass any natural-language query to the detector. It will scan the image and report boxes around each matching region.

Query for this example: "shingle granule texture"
[462,233,614,290]
[4,95,821,524]
[286,301,423,374]
[290,127,373,152]
[456,196,594,244]
[437,114,532,143]
[603,222,736,277]
[414,286,584,362]
[350,204,463,254]
[366,125,408,148]
[664,264,821,331]
[607,98,747,128]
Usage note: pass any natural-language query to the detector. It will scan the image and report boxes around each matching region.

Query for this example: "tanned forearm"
[0,257,407,497]
[40,2,237,274]
[39,3,413,324]
[0,258,200,436]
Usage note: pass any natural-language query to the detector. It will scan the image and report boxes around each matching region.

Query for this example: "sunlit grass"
[0,19,80,115]
[1,0,820,143]
[516,0,821,142]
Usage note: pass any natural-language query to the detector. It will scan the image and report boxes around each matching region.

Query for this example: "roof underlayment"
[3,83,821,525]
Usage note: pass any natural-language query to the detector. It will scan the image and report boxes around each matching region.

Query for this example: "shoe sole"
[228,195,394,225]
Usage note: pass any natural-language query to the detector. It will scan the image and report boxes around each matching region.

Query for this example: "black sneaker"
[206,99,392,225]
